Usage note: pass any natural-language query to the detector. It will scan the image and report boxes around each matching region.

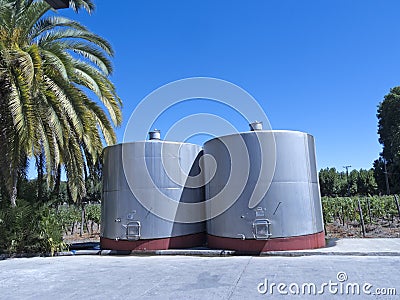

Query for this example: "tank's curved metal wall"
[101,141,205,242]
[204,130,324,240]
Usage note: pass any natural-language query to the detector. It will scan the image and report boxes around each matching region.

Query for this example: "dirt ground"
[63,232,100,244]
[62,221,101,244]
[325,218,400,238]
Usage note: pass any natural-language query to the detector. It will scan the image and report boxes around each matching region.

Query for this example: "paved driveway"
[0,255,399,299]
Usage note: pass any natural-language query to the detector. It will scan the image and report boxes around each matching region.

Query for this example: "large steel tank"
[100,131,205,250]
[204,124,325,252]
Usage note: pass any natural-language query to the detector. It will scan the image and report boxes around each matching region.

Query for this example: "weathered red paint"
[101,231,325,252]
[100,232,206,251]
[207,231,326,252]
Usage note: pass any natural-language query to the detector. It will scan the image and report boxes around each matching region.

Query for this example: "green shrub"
[85,204,101,225]
[57,204,81,233]
[0,201,67,255]
[322,195,399,224]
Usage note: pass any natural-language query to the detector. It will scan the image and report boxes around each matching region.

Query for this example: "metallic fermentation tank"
[100,135,205,250]
[204,128,325,252]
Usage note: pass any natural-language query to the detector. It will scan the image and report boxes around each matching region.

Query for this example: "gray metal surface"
[101,141,205,240]
[204,130,324,239]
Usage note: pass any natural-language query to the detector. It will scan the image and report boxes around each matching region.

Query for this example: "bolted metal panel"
[101,141,205,241]
[204,130,324,240]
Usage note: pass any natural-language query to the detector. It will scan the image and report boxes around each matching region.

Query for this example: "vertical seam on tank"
[313,138,324,230]
[305,135,316,231]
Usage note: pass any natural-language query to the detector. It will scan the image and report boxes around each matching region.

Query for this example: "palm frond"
[29,15,88,40]
[38,28,113,56]
[68,0,95,14]
[0,0,121,204]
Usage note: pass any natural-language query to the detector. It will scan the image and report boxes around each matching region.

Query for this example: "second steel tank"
[204,124,325,252]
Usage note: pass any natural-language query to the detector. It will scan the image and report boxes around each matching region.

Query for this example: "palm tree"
[0,0,122,206]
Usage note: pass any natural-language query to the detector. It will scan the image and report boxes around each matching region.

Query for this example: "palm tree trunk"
[10,173,17,207]
[51,164,61,201]
[66,183,73,204]
[54,164,61,194]
[36,152,45,202]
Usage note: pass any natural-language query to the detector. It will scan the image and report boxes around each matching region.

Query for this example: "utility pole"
[343,165,351,196]
[383,159,390,195]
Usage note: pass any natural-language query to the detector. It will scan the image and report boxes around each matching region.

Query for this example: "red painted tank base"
[100,232,206,251]
[207,231,325,252]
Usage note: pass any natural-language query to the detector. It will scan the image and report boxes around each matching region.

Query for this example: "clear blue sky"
[60,0,400,171]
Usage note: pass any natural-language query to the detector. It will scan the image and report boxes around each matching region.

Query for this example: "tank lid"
[149,129,161,140]
[249,121,263,131]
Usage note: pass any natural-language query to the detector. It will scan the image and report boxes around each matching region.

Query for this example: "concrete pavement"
[263,238,400,256]
[0,255,399,299]
[1,238,400,299]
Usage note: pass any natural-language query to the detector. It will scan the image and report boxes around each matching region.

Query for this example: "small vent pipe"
[149,129,161,140]
[249,121,263,131]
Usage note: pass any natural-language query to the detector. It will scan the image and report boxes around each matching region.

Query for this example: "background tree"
[374,86,400,194]
[0,0,121,206]
[357,169,377,195]
[319,167,341,196]
[373,157,389,195]
[319,168,377,197]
